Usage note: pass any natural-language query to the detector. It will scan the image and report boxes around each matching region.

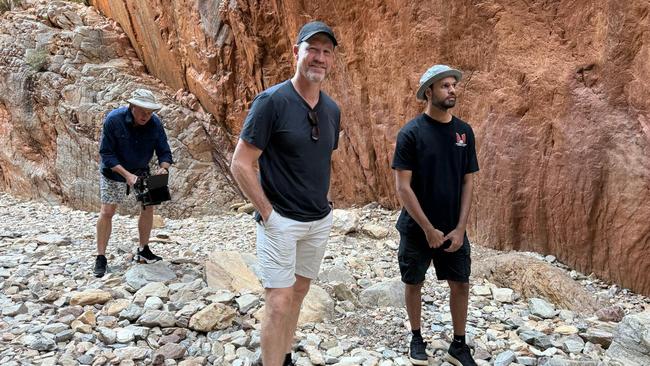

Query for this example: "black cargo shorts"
[397,231,471,284]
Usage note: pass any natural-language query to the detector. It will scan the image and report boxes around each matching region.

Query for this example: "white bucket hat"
[127,88,162,110]
[416,65,462,100]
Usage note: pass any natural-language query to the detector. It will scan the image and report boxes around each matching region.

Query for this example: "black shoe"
[136,245,162,263]
[94,255,107,278]
[282,353,294,366]
[409,336,428,365]
[446,341,477,366]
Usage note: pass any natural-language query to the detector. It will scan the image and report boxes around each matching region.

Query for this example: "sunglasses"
[307,110,320,141]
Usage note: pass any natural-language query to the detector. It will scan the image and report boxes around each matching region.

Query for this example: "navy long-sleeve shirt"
[99,107,173,182]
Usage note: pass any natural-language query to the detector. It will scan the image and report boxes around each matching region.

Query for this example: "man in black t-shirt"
[392,65,479,366]
[230,21,340,366]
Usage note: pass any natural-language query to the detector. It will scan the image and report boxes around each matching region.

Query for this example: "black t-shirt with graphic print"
[240,80,341,222]
[392,113,479,237]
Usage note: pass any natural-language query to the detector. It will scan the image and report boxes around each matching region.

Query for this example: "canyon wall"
[1,1,648,295]
[0,1,240,217]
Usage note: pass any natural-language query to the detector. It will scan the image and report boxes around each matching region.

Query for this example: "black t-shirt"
[392,113,479,236]
[240,80,341,222]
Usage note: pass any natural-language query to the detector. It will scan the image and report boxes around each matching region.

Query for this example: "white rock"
[332,209,360,234]
[492,287,514,303]
[472,285,492,296]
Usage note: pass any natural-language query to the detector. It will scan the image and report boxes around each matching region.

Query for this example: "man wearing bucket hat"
[231,21,340,366]
[94,88,173,278]
[392,65,479,366]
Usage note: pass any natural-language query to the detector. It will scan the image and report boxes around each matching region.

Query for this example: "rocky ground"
[0,193,648,366]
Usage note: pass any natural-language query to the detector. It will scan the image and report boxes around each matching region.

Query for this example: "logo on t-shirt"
[455,132,467,147]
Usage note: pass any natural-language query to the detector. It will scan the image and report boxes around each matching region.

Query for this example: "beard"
[433,97,456,110]
[304,68,327,83]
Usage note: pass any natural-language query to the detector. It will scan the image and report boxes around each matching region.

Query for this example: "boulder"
[69,290,112,306]
[359,278,405,308]
[124,262,177,290]
[605,311,650,366]
[298,285,335,325]
[205,251,263,294]
[331,209,360,235]
[473,253,602,313]
[188,303,237,332]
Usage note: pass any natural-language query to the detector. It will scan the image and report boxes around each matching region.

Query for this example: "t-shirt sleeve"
[240,93,276,150]
[465,126,479,174]
[391,127,416,171]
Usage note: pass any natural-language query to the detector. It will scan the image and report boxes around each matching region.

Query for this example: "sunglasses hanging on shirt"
[307,110,320,141]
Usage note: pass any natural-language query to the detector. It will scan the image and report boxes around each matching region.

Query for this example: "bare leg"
[284,275,312,353]
[261,287,293,366]
[96,203,117,255]
[138,205,154,248]
[448,280,470,336]
[405,282,424,331]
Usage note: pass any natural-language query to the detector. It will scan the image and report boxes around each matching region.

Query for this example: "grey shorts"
[99,174,128,204]
[256,210,334,288]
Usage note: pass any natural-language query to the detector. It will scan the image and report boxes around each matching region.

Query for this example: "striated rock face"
[1,1,648,295]
[0,1,240,217]
[85,0,650,296]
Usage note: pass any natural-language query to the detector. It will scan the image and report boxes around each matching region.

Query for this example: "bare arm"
[456,173,474,230]
[443,173,475,252]
[394,169,445,248]
[230,139,273,221]
[327,163,334,207]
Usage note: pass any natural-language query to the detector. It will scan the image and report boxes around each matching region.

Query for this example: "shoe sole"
[409,356,428,366]
[135,255,161,264]
[409,348,428,366]
[409,356,428,365]
[94,272,105,278]
[444,353,464,366]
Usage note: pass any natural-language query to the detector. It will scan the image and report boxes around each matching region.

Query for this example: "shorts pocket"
[262,210,277,228]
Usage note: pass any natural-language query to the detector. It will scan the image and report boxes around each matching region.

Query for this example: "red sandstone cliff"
[1,1,648,295]
[86,0,650,295]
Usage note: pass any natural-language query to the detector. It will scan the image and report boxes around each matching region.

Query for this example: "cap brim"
[416,70,462,100]
[300,31,338,46]
[128,99,162,111]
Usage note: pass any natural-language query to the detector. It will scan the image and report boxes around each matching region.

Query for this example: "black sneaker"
[135,245,162,263]
[94,255,107,278]
[282,353,294,366]
[409,336,428,365]
[446,341,477,366]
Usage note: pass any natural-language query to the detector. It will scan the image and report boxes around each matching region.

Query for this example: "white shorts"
[256,210,333,288]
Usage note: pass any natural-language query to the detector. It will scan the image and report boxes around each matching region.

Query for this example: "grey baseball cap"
[416,65,462,100]
[296,21,338,47]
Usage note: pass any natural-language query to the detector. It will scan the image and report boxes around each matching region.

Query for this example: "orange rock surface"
[88,0,650,295]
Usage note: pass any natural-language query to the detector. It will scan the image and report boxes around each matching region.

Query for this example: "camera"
[133,173,171,208]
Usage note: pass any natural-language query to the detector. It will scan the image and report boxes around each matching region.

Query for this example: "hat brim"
[299,31,338,46]
[128,99,162,111]
[416,70,462,100]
